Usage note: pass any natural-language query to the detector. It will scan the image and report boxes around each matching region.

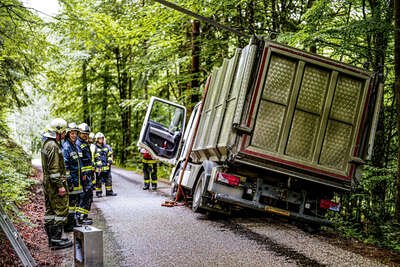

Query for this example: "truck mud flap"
[214,193,332,227]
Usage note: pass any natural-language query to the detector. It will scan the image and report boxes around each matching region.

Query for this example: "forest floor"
[0,168,64,266]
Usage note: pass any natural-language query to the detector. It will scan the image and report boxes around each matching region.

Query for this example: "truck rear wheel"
[192,173,205,213]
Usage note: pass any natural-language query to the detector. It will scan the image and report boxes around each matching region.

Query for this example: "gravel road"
[91,167,386,267]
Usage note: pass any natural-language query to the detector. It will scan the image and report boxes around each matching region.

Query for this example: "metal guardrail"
[0,205,36,267]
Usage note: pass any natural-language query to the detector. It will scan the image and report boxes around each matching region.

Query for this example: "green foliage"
[0,0,49,110]
[0,0,47,214]
[0,134,34,208]
[333,165,400,252]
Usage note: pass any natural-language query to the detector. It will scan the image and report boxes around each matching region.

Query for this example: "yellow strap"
[101,166,110,171]
[81,166,93,172]
[143,159,157,164]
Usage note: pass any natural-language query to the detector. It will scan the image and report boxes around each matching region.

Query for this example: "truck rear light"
[320,199,340,212]
[216,172,240,187]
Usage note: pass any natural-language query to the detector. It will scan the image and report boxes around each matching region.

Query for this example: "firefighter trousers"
[96,171,113,194]
[43,178,69,227]
[77,172,93,219]
[143,162,157,187]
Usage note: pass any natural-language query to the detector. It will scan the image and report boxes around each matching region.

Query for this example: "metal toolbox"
[74,226,103,267]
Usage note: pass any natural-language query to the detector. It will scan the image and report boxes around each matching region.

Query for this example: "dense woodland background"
[1,0,400,252]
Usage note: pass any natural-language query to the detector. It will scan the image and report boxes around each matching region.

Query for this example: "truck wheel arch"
[192,160,218,196]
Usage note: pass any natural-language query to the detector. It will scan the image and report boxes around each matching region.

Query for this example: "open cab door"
[138,97,186,165]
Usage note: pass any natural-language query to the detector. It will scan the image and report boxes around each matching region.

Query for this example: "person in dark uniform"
[76,123,94,225]
[94,132,117,197]
[140,148,158,190]
[41,118,73,249]
[62,122,83,232]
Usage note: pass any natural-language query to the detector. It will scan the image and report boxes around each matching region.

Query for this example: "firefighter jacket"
[41,138,67,189]
[76,137,95,187]
[95,143,113,172]
[140,148,157,164]
[62,139,83,194]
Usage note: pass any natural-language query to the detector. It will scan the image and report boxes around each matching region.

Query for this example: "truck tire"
[170,171,179,200]
[192,172,205,213]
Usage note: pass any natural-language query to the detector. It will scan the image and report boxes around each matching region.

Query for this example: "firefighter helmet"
[50,118,68,133]
[78,123,90,134]
[67,122,79,133]
[95,132,105,139]
[43,118,67,139]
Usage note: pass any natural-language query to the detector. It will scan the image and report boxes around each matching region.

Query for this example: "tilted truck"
[138,38,381,227]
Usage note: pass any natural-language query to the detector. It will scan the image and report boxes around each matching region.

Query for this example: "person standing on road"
[140,148,158,190]
[62,122,83,231]
[88,132,97,187]
[94,132,117,197]
[41,118,73,250]
[76,123,94,225]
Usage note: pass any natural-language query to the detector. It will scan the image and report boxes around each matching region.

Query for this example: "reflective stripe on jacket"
[77,137,94,173]
[95,143,113,171]
[62,139,82,193]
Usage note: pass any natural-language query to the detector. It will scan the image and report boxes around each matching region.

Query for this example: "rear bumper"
[214,193,332,226]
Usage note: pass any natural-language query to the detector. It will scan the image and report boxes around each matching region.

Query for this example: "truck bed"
[192,40,374,190]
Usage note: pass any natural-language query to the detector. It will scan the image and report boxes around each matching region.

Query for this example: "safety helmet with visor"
[78,123,90,134]
[42,118,67,139]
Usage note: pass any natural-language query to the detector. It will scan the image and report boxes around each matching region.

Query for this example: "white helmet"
[67,122,79,133]
[78,123,90,134]
[50,118,68,133]
[43,118,67,138]
[95,132,105,140]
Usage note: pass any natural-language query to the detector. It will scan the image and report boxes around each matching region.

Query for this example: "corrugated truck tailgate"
[238,42,373,189]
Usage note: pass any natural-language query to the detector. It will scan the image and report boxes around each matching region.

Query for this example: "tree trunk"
[115,46,132,166]
[246,1,255,35]
[394,0,400,221]
[271,0,278,33]
[82,60,90,124]
[101,65,109,133]
[307,0,317,53]
[371,0,394,167]
[190,20,201,107]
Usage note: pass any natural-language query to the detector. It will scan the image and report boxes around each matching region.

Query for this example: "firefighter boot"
[46,224,69,244]
[142,184,149,190]
[49,225,73,250]
[96,191,103,198]
[44,224,52,245]
[79,218,93,225]
[151,183,157,190]
[64,213,75,232]
[106,190,117,196]
[79,214,93,225]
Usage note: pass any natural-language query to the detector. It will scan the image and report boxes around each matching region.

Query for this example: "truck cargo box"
[192,41,374,190]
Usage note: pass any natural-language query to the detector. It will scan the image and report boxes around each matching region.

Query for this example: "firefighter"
[41,118,73,249]
[62,122,83,232]
[94,132,117,197]
[76,123,94,225]
[140,148,158,190]
[88,132,97,188]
